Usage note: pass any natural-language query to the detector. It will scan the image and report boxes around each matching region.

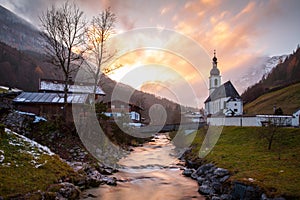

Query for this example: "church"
[204,51,243,116]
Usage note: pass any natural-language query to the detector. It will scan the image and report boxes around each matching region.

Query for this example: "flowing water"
[81,133,205,200]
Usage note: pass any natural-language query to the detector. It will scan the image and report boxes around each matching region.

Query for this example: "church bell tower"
[209,50,221,95]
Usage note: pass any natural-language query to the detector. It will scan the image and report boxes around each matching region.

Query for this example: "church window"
[214,79,218,86]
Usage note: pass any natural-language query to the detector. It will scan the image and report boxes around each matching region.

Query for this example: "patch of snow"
[0,150,4,163]
[33,116,47,123]
[16,111,35,116]
[15,111,47,123]
[5,128,54,156]
[2,162,11,167]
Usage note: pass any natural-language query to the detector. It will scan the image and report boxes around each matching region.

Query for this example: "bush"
[0,123,5,134]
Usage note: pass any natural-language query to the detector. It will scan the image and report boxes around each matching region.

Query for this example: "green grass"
[180,127,300,199]
[244,82,300,115]
[0,88,6,93]
[0,129,79,198]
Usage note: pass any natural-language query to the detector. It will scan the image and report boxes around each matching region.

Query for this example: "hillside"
[100,75,197,124]
[0,5,45,52]
[0,42,58,91]
[0,128,79,199]
[242,46,300,104]
[244,82,300,115]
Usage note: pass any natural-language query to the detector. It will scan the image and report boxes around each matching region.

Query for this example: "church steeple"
[209,50,221,95]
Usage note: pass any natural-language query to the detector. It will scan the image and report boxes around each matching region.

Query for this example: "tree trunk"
[63,77,69,122]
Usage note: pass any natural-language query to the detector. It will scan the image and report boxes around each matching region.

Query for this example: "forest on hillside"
[242,46,300,104]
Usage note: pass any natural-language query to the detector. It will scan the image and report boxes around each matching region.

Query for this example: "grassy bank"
[174,126,300,199]
[0,128,79,198]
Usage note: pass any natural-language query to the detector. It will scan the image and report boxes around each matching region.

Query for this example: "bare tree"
[40,1,86,119]
[84,8,116,96]
[261,116,287,150]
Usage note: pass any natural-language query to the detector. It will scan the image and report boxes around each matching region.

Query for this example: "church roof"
[204,81,241,103]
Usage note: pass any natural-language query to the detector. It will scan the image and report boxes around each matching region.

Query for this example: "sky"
[1,0,300,108]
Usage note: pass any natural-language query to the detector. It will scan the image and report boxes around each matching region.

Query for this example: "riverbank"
[0,111,150,199]
[171,126,300,199]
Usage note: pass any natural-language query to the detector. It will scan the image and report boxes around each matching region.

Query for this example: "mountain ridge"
[0,5,45,53]
[242,46,300,104]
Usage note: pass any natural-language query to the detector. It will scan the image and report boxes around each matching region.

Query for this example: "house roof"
[13,92,89,104]
[204,81,241,103]
[40,79,105,95]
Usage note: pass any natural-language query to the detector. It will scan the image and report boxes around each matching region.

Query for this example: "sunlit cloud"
[1,0,299,107]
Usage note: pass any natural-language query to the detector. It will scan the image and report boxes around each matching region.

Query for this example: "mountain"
[242,46,300,104]
[0,5,45,53]
[0,41,59,91]
[229,55,287,94]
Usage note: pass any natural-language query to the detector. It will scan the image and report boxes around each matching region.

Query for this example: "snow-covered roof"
[0,85,23,93]
[13,92,89,104]
[40,80,105,95]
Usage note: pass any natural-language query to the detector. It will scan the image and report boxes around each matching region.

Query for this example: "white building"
[204,51,243,116]
[183,111,205,123]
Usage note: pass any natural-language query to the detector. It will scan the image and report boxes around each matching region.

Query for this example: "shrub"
[0,123,5,134]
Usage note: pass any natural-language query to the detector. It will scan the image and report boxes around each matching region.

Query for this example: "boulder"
[212,196,221,200]
[244,185,261,200]
[103,176,117,186]
[196,163,215,176]
[84,167,104,187]
[58,182,81,199]
[220,175,230,183]
[212,181,223,194]
[191,171,199,180]
[47,182,80,200]
[196,176,206,185]
[198,184,215,196]
[182,168,195,177]
[214,168,229,177]
[220,194,232,200]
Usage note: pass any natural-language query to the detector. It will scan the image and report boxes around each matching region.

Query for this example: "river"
[81,133,205,200]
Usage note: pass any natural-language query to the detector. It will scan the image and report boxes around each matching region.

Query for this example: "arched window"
[214,79,218,86]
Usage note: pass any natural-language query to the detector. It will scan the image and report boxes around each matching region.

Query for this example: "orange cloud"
[172,0,283,74]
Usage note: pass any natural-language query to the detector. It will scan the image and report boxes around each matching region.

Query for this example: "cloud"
[173,0,284,73]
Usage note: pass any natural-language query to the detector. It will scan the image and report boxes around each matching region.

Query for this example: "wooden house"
[13,92,89,120]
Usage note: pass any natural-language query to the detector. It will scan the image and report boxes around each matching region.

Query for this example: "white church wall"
[225,99,243,116]
[207,115,300,127]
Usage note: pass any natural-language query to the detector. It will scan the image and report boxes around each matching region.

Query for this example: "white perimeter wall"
[207,117,259,127]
